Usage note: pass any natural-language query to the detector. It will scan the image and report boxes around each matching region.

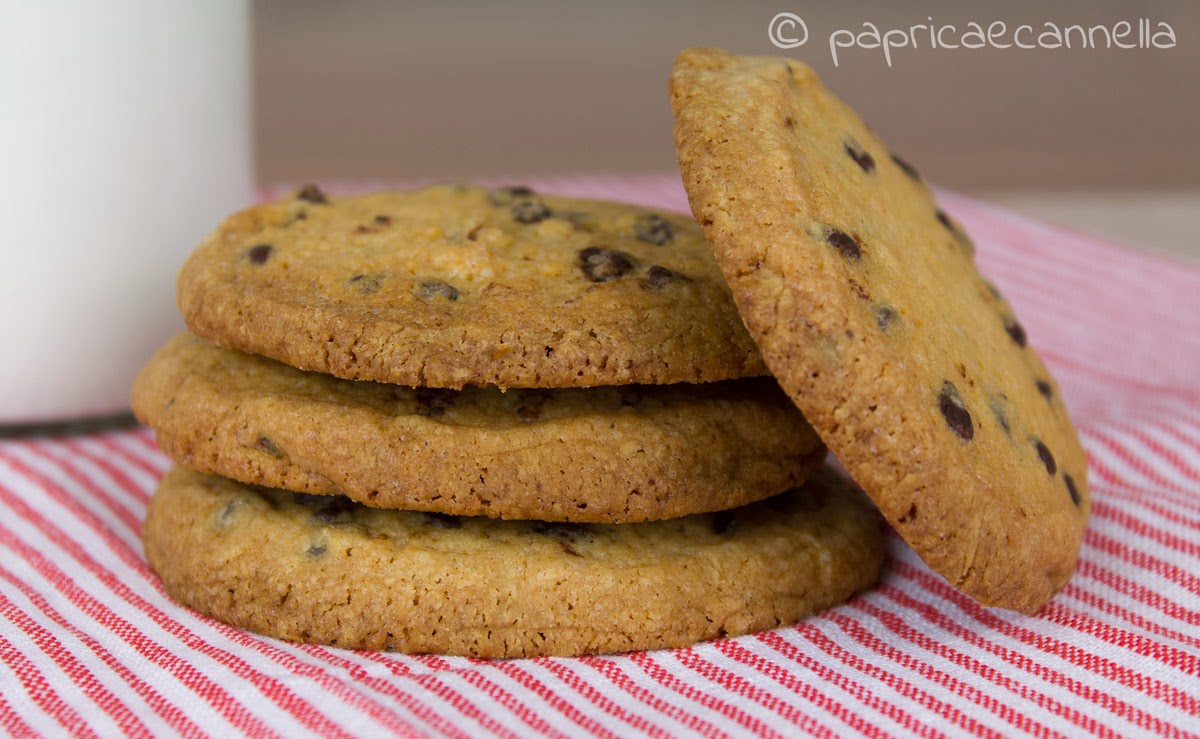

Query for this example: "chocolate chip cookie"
[143,465,884,657]
[133,334,824,522]
[670,47,1088,614]
[177,184,767,388]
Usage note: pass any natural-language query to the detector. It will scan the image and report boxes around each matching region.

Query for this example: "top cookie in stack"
[176,183,767,388]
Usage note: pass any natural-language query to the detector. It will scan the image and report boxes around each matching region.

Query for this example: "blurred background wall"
[252,0,1198,259]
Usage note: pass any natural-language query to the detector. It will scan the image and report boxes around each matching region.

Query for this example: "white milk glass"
[0,1,253,422]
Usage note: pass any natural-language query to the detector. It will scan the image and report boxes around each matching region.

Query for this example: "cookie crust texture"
[143,466,885,658]
[670,47,1088,613]
[133,334,825,523]
[177,184,768,389]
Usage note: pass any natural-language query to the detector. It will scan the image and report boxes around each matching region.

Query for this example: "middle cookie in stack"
[133,183,884,656]
[133,335,824,522]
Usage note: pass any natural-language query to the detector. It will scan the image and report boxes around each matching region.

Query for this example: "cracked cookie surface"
[177,184,767,388]
[670,47,1088,614]
[133,334,824,522]
[143,465,884,657]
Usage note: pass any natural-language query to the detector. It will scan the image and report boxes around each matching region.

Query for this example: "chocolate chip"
[988,397,1011,436]
[1064,474,1081,506]
[414,388,456,417]
[936,208,975,255]
[646,265,689,288]
[848,278,870,301]
[824,227,862,260]
[784,116,795,129]
[487,185,535,206]
[511,199,551,224]
[216,499,243,528]
[255,436,283,457]
[417,280,460,301]
[531,521,588,552]
[294,494,356,522]
[424,512,462,529]
[245,244,273,264]
[579,247,636,282]
[349,273,384,295]
[1036,379,1054,402]
[874,305,898,331]
[1005,318,1028,347]
[1034,439,1057,476]
[373,214,392,226]
[634,213,675,245]
[891,153,921,180]
[532,521,574,536]
[844,139,876,173]
[296,184,328,204]
[710,510,738,536]
[938,380,974,441]
[313,501,354,522]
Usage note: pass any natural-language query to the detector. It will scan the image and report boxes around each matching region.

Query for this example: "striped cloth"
[2,175,1198,738]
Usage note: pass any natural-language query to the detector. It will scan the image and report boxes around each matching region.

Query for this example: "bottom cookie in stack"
[133,334,885,657]
[142,465,884,658]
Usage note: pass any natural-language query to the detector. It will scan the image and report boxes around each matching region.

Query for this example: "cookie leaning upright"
[177,183,767,389]
[670,47,1089,614]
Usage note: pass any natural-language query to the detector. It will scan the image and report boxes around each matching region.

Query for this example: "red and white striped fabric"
[2,175,1198,738]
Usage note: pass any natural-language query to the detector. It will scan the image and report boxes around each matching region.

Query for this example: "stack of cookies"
[133,183,886,658]
[135,46,1091,657]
